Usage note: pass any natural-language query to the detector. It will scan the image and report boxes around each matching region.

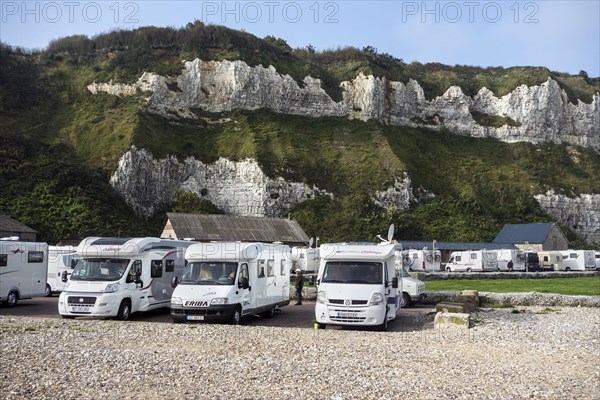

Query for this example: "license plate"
[337,312,358,318]
[69,305,89,312]
[187,315,204,321]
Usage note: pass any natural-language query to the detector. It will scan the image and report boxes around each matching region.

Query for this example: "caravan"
[0,239,48,306]
[58,237,192,320]
[494,249,526,272]
[402,248,442,272]
[559,250,596,271]
[538,251,564,271]
[46,246,80,296]
[170,242,291,324]
[315,242,401,331]
[445,250,498,272]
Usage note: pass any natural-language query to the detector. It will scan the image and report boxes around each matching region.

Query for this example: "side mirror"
[391,277,399,289]
[61,270,68,282]
[241,277,250,289]
[135,274,143,286]
[316,279,320,286]
[171,276,179,288]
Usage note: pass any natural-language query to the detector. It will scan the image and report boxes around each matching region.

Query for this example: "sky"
[1,0,599,77]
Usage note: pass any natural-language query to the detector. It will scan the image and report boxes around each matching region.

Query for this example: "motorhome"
[170,242,291,324]
[0,239,48,306]
[58,237,192,320]
[398,266,426,307]
[445,250,498,272]
[291,246,320,274]
[596,252,600,271]
[494,249,526,272]
[46,246,80,296]
[559,250,596,271]
[402,248,442,272]
[538,251,564,271]
[315,243,401,331]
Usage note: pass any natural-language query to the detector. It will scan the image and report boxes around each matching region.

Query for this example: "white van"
[58,237,192,320]
[291,246,320,274]
[0,239,48,306]
[494,249,526,272]
[538,251,564,271]
[315,243,401,331]
[445,250,498,272]
[402,249,442,272]
[595,252,600,271]
[559,250,596,271]
[46,246,80,296]
[170,242,291,324]
[398,266,426,307]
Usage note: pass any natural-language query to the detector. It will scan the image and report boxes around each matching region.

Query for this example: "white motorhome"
[0,239,48,306]
[398,266,426,307]
[170,242,291,324]
[315,243,401,331]
[46,246,80,296]
[494,249,526,272]
[538,251,564,271]
[402,248,442,272]
[58,237,192,320]
[291,246,320,274]
[559,250,596,271]
[445,250,498,272]
[595,252,600,271]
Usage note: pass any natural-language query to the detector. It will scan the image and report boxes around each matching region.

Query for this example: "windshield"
[321,261,383,284]
[180,262,238,285]
[70,258,129,281]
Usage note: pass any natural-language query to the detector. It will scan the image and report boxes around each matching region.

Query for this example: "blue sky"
[1,0,599,76]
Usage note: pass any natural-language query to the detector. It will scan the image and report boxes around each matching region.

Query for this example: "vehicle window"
[127,260,142,283]
[267,260,275,277]
[28,251,44,263]
[280,260,286,275]
[0,254,6,267]
[454,256,460,262]
[238,263,249,286]
[165,259,175,272]
[180,262,237,285]
[322,261,383,284]
[471,253,478,260]
[71,258,130,281]
[258,260,266,278]
[151,260,162,278]
[570,253,577,258]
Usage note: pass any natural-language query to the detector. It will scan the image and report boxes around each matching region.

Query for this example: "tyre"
[401,292,412,308]
[379,309,389,331]
[261,308,275,318]
[319,324,327,330]
[116,300,131,321]
[45,284,52,297]
[61,315,76,320]
[230,305,242,325]
[446,266,452,272]
[565,267,571,272]
[6,291,18,307]
[466,268,472,273]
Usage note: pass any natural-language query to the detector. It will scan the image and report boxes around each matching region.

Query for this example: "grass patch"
[425,277,600,296]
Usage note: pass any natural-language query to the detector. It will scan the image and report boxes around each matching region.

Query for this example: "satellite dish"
[308,237,314,248]
[387,224,395,243]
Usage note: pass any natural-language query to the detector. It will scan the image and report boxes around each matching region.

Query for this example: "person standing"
[295,268,304,305]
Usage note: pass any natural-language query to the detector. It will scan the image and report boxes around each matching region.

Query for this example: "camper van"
[0,239,48,306]
[291,246,320,274]
[170,242,291,324]
[538,251,564,271]
[398,266,426,307]
[315,243,401,331]
[58,237,192,320]
[494,249,526,272]
[559,250,596,271]
[402,248,442,272]
[445,250,498,272]
[46,246,80,296]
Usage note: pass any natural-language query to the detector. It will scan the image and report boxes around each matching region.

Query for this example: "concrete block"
[434,311,470,329]
[436,302,471,313]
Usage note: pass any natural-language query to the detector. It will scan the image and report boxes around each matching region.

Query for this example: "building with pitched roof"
[160,213,310,246]
[492,223,568,251]
[0,214,38,242]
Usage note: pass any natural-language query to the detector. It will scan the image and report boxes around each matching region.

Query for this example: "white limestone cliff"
[88,59,600,150]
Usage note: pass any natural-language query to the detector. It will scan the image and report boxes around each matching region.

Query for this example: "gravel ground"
[1,306,599,400]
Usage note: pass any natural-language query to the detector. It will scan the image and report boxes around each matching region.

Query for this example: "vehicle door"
[255,260,268,307]
[237,263,251,311]
[125,259,144,311]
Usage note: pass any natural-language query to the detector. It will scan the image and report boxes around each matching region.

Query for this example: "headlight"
[370,293,384,305]
[171,297,182,305]
[317,291,327,304]
[211,298,228,305]
[103,282,120,293]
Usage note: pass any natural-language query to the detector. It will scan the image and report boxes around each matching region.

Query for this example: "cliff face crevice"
[88,59,600,150]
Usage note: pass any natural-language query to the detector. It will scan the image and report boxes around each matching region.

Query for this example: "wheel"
[401,292,412,307]
[45,284,52,297]
[379,308,389,331]
[565,267,571,272]
[6,291,18,307]
[261,308,275,318]
[446,267,452,272]
[116,300,131,321]
[466,268,472,273]
[230,305,242,325]
[61,315,76,319]
[319,324,326,330]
